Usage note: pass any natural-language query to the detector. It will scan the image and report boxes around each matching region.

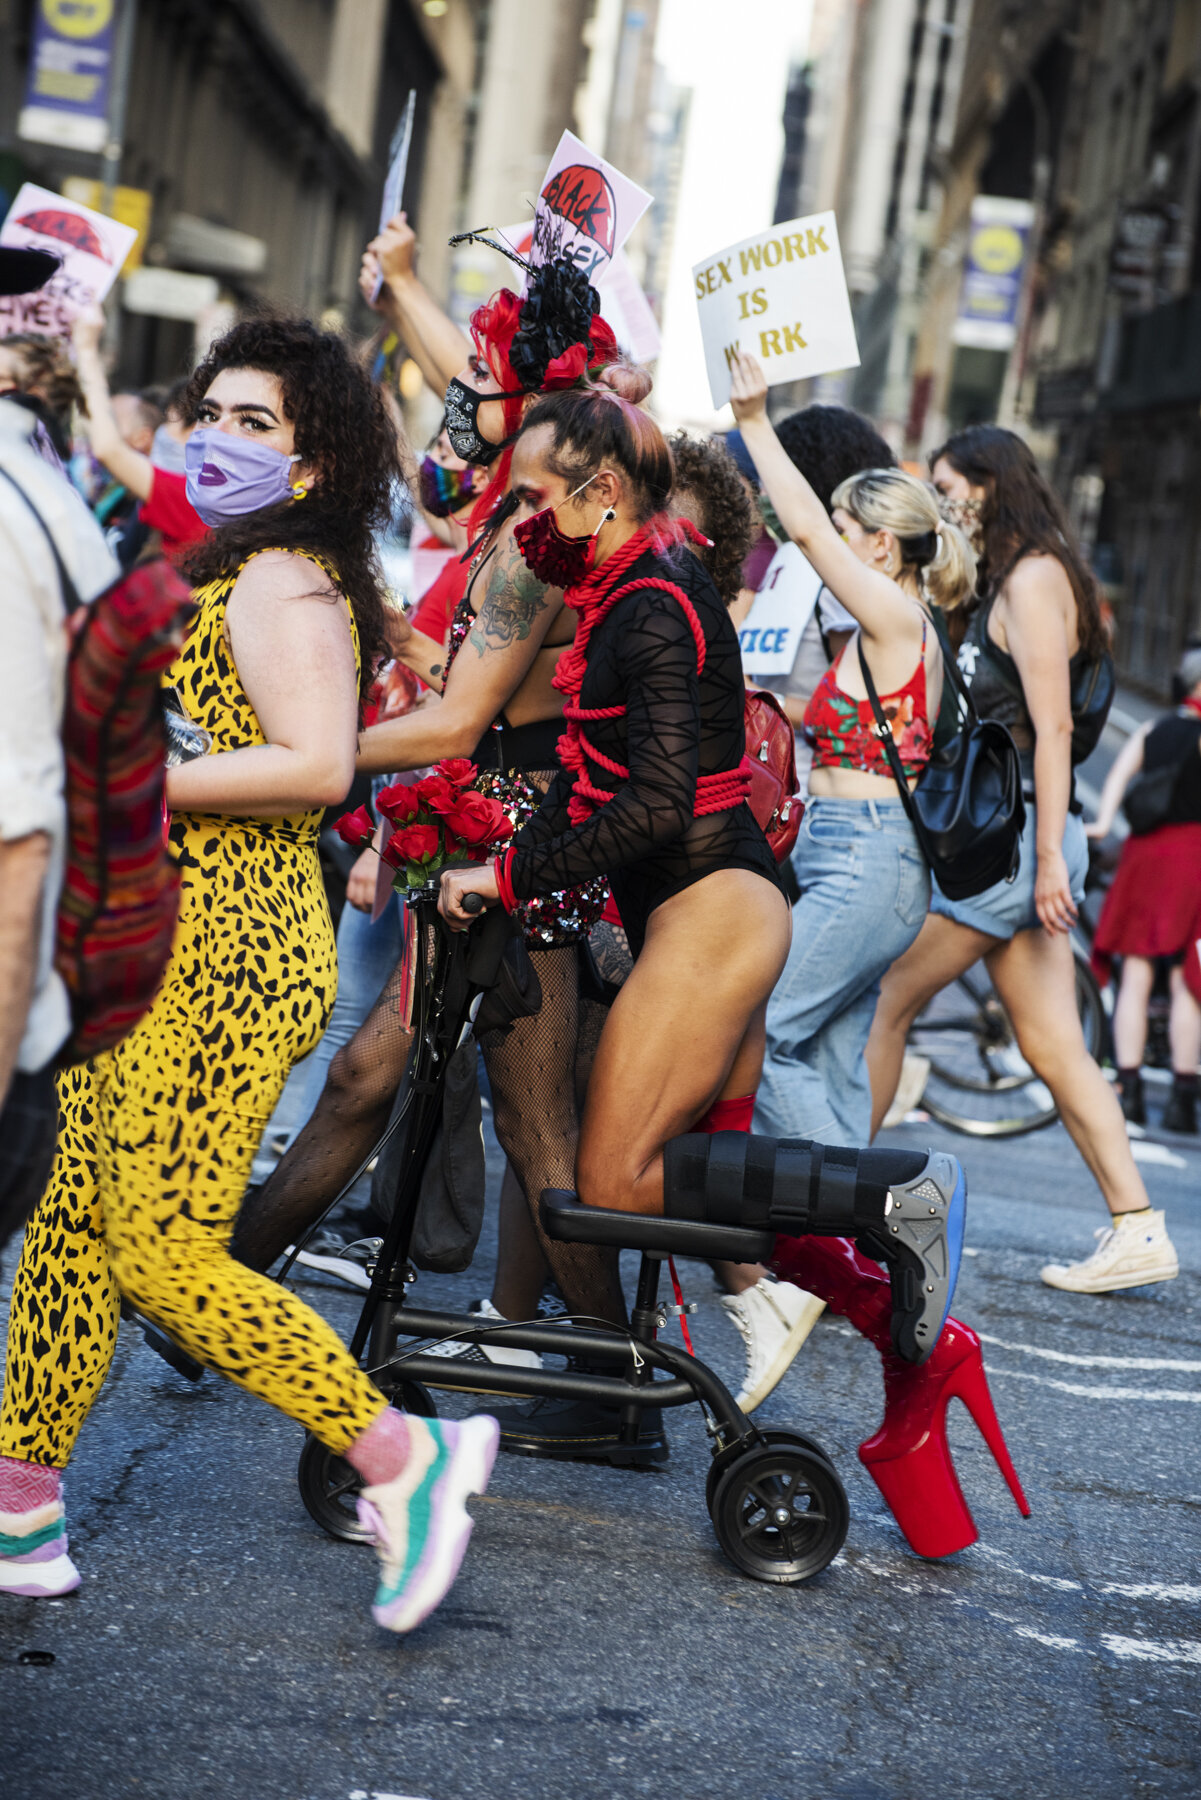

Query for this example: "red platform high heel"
[771,1234,1030,1558]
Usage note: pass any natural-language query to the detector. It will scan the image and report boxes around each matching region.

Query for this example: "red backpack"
[1,470,193,1064]
[743,688,802,861]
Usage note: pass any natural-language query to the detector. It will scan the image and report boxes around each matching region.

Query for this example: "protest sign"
[371,90,416,302]
[693,211,859,409]
[18,0,121,155]
[737,540,823,678]
[0,182,138,338]
[527,130,652,285]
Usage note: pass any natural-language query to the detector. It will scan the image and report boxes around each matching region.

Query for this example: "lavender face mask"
[184,427,302,526]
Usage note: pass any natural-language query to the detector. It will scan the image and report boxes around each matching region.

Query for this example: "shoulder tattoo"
[469,543,549,656]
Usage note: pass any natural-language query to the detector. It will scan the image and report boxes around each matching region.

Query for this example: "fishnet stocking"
[480,945,627,1327]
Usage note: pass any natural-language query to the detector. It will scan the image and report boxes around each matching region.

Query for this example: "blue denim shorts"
[931,805,1088,938]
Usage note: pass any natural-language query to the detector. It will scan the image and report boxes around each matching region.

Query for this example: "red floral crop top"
[804,624,933,780]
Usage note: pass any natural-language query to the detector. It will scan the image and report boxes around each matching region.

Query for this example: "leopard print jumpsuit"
[0,554,386,1467]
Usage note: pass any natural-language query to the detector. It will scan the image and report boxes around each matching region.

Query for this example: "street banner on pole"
[693,212,860,409]
[527,130,652,285]
[371,90,416,302]
[18,0,121,155]
[0,182,138,337]
[737,541,823,677]
[953,196,1035,350]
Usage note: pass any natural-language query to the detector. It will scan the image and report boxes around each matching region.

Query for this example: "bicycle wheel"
[911,945,1103,1138]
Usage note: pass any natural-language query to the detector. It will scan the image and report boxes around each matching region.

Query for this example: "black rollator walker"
[293,885,849,1585]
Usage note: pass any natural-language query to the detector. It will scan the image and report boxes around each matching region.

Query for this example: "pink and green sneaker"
[357,1414,499,1634]
[0,1498,81,1598]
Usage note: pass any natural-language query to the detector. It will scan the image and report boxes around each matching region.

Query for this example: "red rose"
[414,773,457,815]
[437,757,478,789]
[375,782,421,823]
[392,822,441,863]
[334,804,375,849]
[443,790,514,848]
[541,342,589,389]
[378,827,407,869]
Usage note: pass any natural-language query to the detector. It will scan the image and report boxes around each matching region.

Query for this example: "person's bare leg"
[578,871,790,1216]
[986,928,1150,1214]
[1112,954,1154,1070]
[1168,965,1201,1075]
[865,912,1000,1138]
[490,1162,552,1320]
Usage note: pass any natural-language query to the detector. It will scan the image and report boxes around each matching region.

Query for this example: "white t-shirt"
[0,401,120,1072]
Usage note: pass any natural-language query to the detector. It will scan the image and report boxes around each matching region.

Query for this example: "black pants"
[0,1064,58,1269]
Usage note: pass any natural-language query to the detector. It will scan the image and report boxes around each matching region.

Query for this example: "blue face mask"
[151,423,189,474]
[184,427,302,526]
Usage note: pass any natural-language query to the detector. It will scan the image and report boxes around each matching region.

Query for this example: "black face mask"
[444,374,526,466]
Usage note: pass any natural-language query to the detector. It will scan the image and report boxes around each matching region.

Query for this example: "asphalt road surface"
[2,1093,1197,1800]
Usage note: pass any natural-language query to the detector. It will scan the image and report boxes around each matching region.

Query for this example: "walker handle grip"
[461,892,484,915]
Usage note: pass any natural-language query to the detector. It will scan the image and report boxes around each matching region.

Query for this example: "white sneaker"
[1040,1210,1179,1293]
[0,1500,81,1598]
[422,1298,543,1371]
[289,1233,382,1291]
[720,1278,826,1411]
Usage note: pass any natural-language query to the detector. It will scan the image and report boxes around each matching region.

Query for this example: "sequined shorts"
[474,767,608,948]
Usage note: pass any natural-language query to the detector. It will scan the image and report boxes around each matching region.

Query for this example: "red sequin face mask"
[513,476,615,588]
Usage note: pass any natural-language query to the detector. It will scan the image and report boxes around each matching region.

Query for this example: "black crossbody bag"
[857,636,1025,900]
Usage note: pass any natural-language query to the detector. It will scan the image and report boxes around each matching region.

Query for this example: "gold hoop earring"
[291,482,308,501]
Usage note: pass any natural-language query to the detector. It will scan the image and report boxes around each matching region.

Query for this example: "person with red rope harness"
[441,388,1030,1562]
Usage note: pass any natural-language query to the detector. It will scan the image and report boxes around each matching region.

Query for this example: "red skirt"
[1091,822,1201,1003]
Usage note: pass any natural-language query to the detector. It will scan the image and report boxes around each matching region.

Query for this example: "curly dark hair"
[180,315,397,697]
[931,424,1106,660]
[775,403,896,514]
[669,432,755,607]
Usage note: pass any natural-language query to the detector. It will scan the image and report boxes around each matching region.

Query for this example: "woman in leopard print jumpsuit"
[0,320,497,1630]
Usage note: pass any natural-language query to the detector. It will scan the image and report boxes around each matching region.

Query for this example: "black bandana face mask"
[444,374,526,466]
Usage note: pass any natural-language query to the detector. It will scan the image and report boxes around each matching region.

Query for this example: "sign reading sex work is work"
[694,212,859,408]
[528,131,652,285]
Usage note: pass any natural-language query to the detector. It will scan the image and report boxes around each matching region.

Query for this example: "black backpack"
[858,636,1026,901]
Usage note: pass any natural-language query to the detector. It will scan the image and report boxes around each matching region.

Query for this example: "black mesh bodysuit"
[234,558,627,1327]
[508,544,781,953]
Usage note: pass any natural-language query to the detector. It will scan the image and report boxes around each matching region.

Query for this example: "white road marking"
[1101,1636,1201,1665]
[1129,1139,1188,1168]
[986,1364,1201,1402]
[977,1332,1201,1374]
[1100,1583,1201,1603]
[1015,1626,1084,1651]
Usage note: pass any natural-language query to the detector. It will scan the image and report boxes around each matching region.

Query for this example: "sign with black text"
[694,212,859,409]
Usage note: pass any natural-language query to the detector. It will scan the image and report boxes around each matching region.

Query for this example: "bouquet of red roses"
[334,757,514,892]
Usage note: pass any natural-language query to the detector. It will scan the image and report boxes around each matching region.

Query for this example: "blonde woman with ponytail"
[729,351,975,1143]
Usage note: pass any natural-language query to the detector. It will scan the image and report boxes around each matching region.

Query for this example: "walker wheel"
[297,1379,436,1545]
[705,1427,834,1518]
[710,1442,848,1584]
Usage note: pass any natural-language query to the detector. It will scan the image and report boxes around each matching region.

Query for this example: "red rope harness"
[552,517,751,826]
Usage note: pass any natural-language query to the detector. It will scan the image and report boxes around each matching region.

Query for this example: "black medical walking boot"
[663,1134,966,1366]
